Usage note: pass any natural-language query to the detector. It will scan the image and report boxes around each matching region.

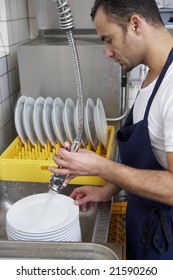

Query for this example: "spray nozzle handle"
[48,174,67,193]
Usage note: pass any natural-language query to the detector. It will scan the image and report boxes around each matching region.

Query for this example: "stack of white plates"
[6,193,82,242]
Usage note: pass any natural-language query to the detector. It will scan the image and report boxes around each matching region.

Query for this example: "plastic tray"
[0,126,115,184]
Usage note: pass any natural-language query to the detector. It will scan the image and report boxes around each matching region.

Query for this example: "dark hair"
[91,0,163,29]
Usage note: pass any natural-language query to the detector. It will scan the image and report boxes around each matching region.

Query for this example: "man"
[49,0,173,259]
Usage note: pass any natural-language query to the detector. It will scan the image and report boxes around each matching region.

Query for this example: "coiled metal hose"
[52,0,84,152]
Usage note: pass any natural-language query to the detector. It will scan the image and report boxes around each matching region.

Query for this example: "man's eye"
[105,39,112,44]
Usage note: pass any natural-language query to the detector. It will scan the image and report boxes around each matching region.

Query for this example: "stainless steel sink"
[0,181,122,259]
[0,241,121,260]
[0,181,111,242]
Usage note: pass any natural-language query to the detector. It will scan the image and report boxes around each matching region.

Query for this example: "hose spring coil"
[52,0,74,30]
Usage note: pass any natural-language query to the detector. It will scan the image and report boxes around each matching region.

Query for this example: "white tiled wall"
[0,0,38,154]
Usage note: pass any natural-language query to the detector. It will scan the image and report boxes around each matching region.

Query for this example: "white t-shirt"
[133,63,173,169]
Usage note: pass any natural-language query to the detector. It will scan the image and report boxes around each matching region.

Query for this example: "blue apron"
[116,48,173,260]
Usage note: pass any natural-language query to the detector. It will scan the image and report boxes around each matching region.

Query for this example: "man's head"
[91,0,163,32]
[91,0,164,72]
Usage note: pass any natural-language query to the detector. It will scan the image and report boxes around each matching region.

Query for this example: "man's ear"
[130,15,142,34]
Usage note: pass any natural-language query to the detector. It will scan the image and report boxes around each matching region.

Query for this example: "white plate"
[6,193,79,234]
[6,215,79,238]
[6,207,79,234]
[42,97,58,147]
[94,98,108,149]
[52,97,66,146]
[33,97,47,146]
[6,217,81,241]
[85,98,98,150]
[14,95,28,144]
[7,230,81,242]
[7,227,82,242]
[74,100,88,148]
[22,97,37,145]
[63,98,76,143]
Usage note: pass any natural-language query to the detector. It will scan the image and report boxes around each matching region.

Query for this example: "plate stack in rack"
[6,193,82,242]
[15,95,109,150]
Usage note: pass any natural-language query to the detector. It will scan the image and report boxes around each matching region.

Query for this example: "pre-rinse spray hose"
[52,0,84,152]
[49,0,84,192]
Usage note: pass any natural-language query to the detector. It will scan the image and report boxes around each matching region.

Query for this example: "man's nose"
[104,46,114,58]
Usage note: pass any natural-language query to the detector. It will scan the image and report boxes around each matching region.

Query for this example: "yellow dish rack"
[109,201,127,259]
[0,126,115,185]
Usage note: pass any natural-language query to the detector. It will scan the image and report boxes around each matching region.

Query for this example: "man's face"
[94,8,142,72]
